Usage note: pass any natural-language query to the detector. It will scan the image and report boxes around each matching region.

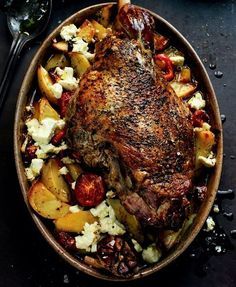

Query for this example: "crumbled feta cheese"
[198,151,216,167]
[26,118,56,145]
[90,200,110,219]
[60,24,78,41]
[100,216,126,236]
[59,166,69,175]
[142,244,161,263]
[35,142,68,159]
[25,158,44,181]
[131,239,143,252]
[213,204,220,213]
[31,158,44,175]
[49,83,63,99]
[72,37,95,60]
[215,245,222,253]
[26,118,66,146]
[169,55,185,66]
[205,216,215,232]
[188,92,206,110]
[61,157,75,164]
[90,200,126,236]
[71,181,76,190]
[55,67,78,91]
[75,222,100,252]
[106,190,116,199]
[25,167,35,181]
[69,205,81,213]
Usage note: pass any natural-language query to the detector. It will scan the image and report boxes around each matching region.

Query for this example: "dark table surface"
[0,0,235,286]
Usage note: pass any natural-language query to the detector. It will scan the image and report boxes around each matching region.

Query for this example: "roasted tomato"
[58,91,73,117]
[74,173,105,207]
[192,110,210,127]
[118,4,155,43]
[51,128,66,145]
[56,231,76,251]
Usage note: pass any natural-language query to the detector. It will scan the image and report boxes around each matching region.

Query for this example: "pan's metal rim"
[14,2,223,282]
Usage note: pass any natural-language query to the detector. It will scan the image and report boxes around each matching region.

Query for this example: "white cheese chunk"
[59,166,69,175]
[25,158,44,181]
[26,118,56,145]
[90,200,110,219]
[75,222,100,252]
[213,204,220,213]
[26,118,66,146]
[60,24,78,41]
[72,37,95,60]
[49,83,63,99]
[188,92,206,110]
[55,67,78,91]
[71,181,76,190]
[142,244,161,264]
[100,216,126,236]
[205,216,215,232]
[198,151,216,167]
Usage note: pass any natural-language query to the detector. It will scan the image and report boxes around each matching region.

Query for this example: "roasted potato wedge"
[108,199,144,242]
[41,159,71,203]
[37,65,58,105]
[52,41,68,52]
[45,54,69,71]
[54,210,96,233]
[66,163,83,181]
[69,52,91,77]
[170,81,197,98]
[91,20,108,40]
[97,4,114,28]
[34,97,60,122]
[28,181,70,219]
[162,214,196,249]
[77,19,95,43]
[195,129,215,168]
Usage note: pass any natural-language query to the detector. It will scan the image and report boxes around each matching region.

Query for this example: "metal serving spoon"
[0,0,52,111]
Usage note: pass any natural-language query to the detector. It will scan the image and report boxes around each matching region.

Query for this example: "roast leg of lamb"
[66,33,194,229]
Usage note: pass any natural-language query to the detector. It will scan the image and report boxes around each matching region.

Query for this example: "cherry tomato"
[51,128,66,145]
[74,173,105,207]
[154,54,174,81]
[192,110,209,127]
[58,91,73,117]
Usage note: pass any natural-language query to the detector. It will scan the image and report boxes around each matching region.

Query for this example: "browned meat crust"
[66,34,194,229]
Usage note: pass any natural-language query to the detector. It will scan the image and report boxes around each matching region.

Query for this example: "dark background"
[0,0,235,286]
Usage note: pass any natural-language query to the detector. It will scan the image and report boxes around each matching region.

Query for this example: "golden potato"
[52,41,68,52]
[108,199,144,242]
[41,159,71,203]
[162,214,196,249]
[37,65,58,105]
[170,81,197,98]
[77,19,95,43]
[66,163,83,181]
[91,20,108,40]
[69,52,91,77]
[45,54,69,71]
[54,210,96,233]
[195,129,215,168]
[34,97,60,122]
[28,181,70,219]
